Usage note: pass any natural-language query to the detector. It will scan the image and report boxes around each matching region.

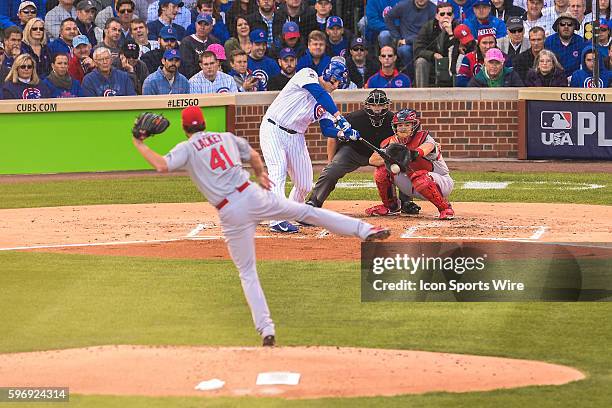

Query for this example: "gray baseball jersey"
[165,131,251,207]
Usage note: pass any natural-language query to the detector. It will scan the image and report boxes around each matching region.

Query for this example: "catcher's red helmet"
[392,108,420,134]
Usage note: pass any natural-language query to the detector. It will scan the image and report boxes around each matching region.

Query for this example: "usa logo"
[314,103,326,120]
[22,87,42,99]
[541,111,572,129]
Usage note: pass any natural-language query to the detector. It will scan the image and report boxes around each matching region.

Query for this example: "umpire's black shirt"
[340,109,395,158]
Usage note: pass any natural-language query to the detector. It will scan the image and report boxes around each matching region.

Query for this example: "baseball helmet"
[364,89,391,127]
[322,58,349,87]
[392,108,421,134]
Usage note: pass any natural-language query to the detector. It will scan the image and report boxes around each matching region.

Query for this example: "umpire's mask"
[364,89,391,128]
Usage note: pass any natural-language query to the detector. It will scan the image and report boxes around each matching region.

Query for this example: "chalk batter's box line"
[401,222,548,241]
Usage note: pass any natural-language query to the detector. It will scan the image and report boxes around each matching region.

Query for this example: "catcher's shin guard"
[373,165,399,210]
[409,170,451,212]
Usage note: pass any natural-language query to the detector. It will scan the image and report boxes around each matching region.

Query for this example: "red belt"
[215,181,250,210]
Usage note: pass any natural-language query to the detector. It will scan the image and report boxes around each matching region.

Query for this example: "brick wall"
[232,90,519,161]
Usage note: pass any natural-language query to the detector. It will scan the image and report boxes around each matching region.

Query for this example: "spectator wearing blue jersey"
[48,18,78,57]
[465,0,508,41]
[81,46,137,96]
[570,46,612,87]
[247,28,280,90]
[384,0,437,76]
[365,0,399,46]
[147,0,186,41]
[42,53,83,97]
[544,12,585,77]
[325,16,351,58]
[143,48,190,94]
[365,45,411,88]
[2,53,51,99]
[297,30,331,75]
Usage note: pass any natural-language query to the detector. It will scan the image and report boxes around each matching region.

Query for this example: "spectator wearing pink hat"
[180,13,219,78]
[207,43,230,72]
[467,48,523,86]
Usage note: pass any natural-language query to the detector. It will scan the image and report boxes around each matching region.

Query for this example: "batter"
[259,57,357,233]
[132,106,391,347]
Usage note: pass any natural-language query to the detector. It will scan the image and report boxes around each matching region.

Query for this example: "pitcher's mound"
[0,345,584,399]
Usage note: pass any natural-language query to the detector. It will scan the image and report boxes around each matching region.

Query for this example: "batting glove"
[335,115,352,133]
[347,129,361,141]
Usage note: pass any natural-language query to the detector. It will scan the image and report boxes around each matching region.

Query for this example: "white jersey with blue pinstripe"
[263,68,335,134]
[189,71,238,94]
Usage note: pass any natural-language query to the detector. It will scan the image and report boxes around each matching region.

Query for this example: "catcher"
[367,108,455,220]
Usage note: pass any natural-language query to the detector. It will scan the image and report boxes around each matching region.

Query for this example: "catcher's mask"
[364,89,390,127]
[392,108,421,137]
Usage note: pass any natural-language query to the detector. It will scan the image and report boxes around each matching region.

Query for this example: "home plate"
[256,372,301,386]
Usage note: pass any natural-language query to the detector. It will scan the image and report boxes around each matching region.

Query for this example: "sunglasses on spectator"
[352,47,365,51]
[380,54,395,58]
[509,28,524,33]
[559,22,574,27]
[19,64,33,69]
[21,8,36,14]
[119,8,134,14]
[31,27,45,31]
[438,11,453,16]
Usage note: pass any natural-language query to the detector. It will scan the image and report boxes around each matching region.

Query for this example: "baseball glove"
[385,143,411,173]
[132,112,170,140]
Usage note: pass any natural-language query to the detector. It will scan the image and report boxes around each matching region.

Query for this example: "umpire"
[308,89,417,211]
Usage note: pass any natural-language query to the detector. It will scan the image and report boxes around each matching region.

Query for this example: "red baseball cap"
[182,106,206,128]
[453,24,474,45]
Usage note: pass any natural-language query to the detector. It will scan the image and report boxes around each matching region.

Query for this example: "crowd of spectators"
[1,0,611,99]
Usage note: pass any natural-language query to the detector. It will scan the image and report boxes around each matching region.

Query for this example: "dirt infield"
[0,345,584,399]
[1,201,610,259]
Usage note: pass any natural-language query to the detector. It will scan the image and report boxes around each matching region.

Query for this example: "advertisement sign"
[527,100,612,159]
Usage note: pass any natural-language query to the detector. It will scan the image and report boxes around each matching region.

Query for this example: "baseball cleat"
[401,201,421,215]
[365,227,391,241]
[365,204,400,216]
[439,208,455,220]
[270,221,299,233]
[262,335,276,347]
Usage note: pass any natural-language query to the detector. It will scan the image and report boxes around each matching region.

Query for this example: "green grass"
[0,171,610,209]
[0,252,611,407]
